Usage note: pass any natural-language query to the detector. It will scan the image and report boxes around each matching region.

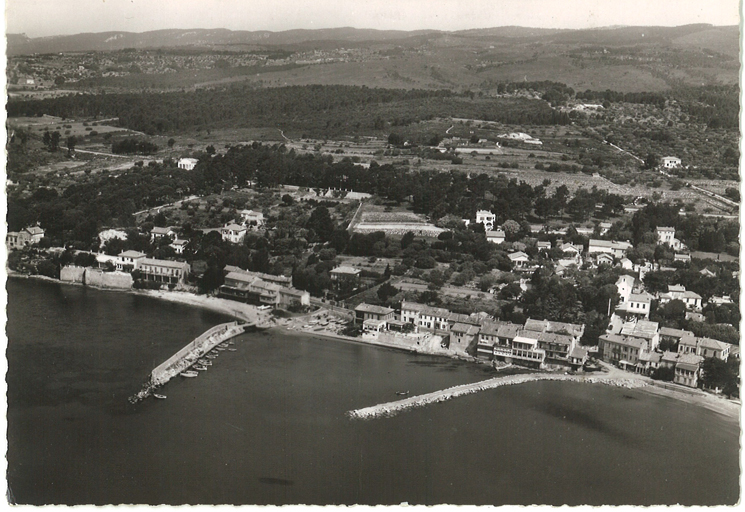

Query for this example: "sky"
[4,0,741,38]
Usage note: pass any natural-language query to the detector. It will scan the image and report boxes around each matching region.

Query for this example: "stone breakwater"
[129,321,247,403]
[347,373,647,420]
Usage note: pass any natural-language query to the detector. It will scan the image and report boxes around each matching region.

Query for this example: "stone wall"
[84,268,133,289]
[60,265,86,284]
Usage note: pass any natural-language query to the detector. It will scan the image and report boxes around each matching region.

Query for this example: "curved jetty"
[347,373,647,420]
[129,321,248,403]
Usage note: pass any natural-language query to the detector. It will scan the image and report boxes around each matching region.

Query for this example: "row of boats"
[178,341,236,379]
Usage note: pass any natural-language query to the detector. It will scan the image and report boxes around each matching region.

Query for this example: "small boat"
[227,348,237,352]
[396,391,410,396]
[216,347,227,351]
[180,371,199,378]
[197,359,212,366]
[153,394,167,400]
[194,365,208,371]
[206,354,218,359]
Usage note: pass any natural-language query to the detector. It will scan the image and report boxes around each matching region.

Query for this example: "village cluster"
[7,196,737,394]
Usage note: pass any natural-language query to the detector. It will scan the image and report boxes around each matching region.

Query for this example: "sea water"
[6,278,740,505]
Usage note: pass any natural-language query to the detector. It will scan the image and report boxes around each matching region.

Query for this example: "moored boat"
[180,371,199,378]
[153,394,167,400]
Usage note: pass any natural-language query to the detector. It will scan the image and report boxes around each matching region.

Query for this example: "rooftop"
[355,303,394,315]
[331,266,361,275]
[140,258,190,270]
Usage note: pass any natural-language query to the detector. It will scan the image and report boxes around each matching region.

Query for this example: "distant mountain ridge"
[7,24,736,55]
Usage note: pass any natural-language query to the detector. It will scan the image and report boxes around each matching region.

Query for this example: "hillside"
[8,24,739,94]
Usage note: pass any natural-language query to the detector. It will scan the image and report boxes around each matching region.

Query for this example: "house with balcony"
[475,210,496,231]
[509,335,546,368]
[219,271,281,306]
[221,223,247,244]
[598,333,649,367]
[674,353,703,388]
[477,321,503,358]
[138,258,190,285]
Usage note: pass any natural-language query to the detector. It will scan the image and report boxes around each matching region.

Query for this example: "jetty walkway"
[348,373,647,420]
[130,321,248,402]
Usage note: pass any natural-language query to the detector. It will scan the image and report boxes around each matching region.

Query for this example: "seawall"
[150,321,247,387]
[348,373,647,420]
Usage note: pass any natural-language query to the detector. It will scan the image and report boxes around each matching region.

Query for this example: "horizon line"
[8,22,736,39]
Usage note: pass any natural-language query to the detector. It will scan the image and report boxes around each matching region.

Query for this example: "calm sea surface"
[6,278,741,505]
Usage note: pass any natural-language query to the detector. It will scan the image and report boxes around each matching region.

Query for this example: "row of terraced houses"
[354,301,588,370]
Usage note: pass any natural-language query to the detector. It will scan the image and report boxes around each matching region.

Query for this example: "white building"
[170,239,189,255]
[475,210,496,231]
[240,210,265,230]
[485,229,506,244]
[221,223,247,244]
[616,275,635,304]
[656,226,682,250]
[661,156,681,169]
[178,158,199,171]
[116,250,147,271]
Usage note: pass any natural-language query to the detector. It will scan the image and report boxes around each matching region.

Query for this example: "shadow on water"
[535,401,636,446]
[259,477,294,486]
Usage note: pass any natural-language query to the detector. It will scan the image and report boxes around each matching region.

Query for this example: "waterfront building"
[598,333,649,367]
[450,323,480,349]
[138,258,190,285]
[674,354,704,388]
[6,225,45,250]
[354,303,394,325]
[116,250,147,271]
[220,271,309,308]
[678,336,731,361]
[619,319,659,350]
[223,265,292,287]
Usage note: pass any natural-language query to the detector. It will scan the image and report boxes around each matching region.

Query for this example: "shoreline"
[8,272,741,420]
